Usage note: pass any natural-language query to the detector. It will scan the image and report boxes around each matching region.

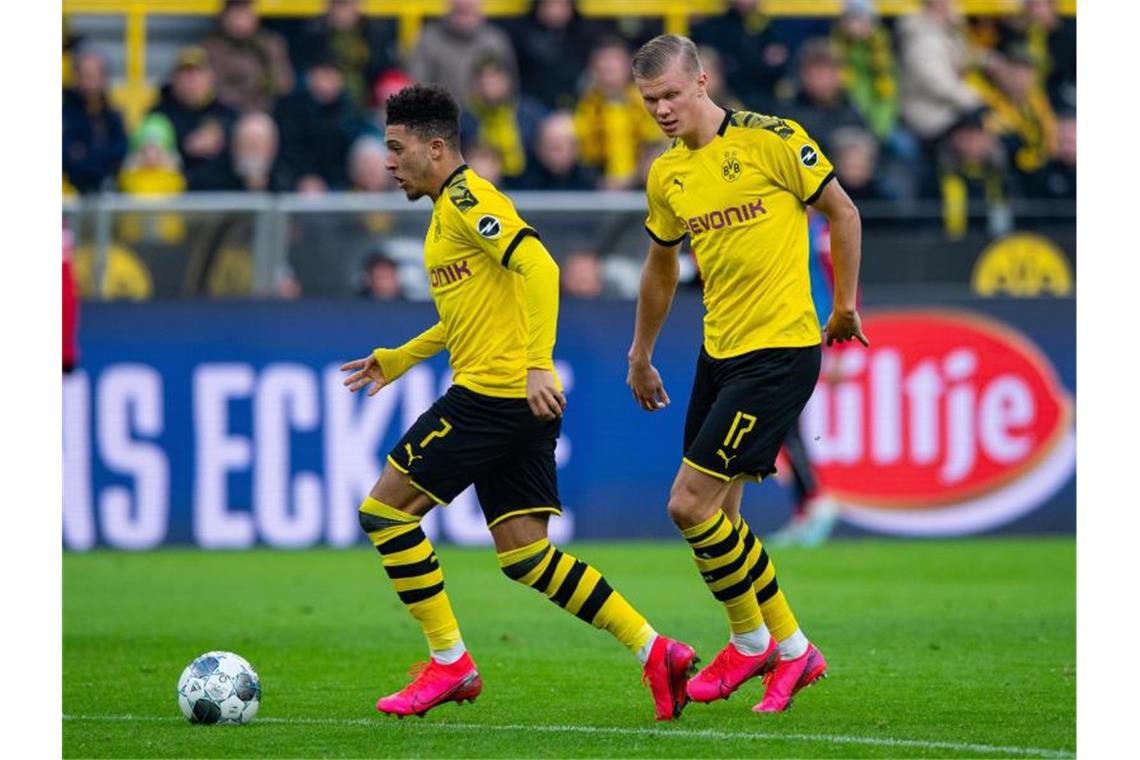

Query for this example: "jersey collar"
[438,163,469,196]
[717,108,734,137]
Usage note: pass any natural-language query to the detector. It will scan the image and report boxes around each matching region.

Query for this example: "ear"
[428,137,448,160]
[696,70,709,96]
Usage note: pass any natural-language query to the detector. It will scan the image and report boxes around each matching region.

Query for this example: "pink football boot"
[686,637,779,703]
[376,653,483,718]
[642,635,699,721]
[753,642,828,713]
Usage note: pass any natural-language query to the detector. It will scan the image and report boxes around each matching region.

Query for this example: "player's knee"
[357,504,376,534]
[497,538,554,587]
[667,472,725,527]
[666,487,703,526]
[357,495,418,535]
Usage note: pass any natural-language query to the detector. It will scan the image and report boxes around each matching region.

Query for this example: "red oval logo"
[804,310,1072,509]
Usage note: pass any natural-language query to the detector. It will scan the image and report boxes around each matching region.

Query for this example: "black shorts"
[387,385,562,528]
[682,345,821,482]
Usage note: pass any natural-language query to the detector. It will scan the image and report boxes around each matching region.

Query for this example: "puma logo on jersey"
[672,177,684,190]
[404,444,424,466]
[716,449,737,468]
[429,259,473,288]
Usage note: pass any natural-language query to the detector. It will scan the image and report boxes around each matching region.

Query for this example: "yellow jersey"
[645,110,834,358]
[376,165,560,398]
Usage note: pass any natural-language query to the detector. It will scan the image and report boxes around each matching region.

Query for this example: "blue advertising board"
[63,294,1074,550]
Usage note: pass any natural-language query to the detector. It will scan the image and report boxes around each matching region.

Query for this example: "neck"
[428,158,466,201]
[681,103,727,151]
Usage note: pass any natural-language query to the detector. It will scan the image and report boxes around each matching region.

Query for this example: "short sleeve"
[452,186,538,268]
[644,159,687,246]
[756,119,836,205]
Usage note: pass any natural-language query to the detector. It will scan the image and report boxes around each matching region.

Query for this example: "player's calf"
[497,536,697,720]
[358,497,465,656]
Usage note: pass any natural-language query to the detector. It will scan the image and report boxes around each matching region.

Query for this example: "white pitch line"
[62,714,1074,758]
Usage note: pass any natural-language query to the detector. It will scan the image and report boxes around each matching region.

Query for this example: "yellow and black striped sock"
[358,496,462,652]
[497,538,655,655]
[682,510,764,634]
[735,515,799,642]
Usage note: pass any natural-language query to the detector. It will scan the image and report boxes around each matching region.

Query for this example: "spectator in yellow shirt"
[460,56,547,180]
[117,113,187,246]
[118,114,186,196]
[573,38,660,190]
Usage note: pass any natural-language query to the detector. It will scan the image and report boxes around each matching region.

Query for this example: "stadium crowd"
[62,0,1075,299]
[63,0,1076,199]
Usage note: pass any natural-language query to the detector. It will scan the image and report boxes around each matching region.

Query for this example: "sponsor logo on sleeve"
[476,215,501,239]
[799,144,819,167]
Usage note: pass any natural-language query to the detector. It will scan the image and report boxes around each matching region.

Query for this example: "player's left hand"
[340,354,388,396]
[824,308,870,347]
[527,368,566,421]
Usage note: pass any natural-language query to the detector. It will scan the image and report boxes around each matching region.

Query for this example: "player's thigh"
[684,346,821,483]
[681,382,763,482]
[682,347,719,454]
[781,415,818,492]
[475,416,562,534]
[721,480,745,523]
[369,464,438,518]
[732,346,821,478]
[387,387,512,509]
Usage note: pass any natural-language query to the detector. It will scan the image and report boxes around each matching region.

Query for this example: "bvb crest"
[721,151,741,182]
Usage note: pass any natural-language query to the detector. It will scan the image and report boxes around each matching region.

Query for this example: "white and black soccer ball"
[177,651,261,725]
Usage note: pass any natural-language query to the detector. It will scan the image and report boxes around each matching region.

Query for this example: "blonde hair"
[632,34,701,80]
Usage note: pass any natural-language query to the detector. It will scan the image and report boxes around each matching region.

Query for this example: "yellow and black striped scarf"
[468,98,526,177]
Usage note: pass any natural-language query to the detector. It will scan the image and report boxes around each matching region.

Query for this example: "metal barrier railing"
[62,191,1076,300]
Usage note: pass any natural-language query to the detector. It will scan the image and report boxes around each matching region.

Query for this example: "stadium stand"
[62,0,1076,300]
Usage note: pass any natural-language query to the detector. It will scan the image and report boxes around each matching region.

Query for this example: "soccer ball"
[176,651,261,725]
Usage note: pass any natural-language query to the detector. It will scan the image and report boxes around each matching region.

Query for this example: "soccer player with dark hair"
[626,35,869,713]
[340,84,697,721]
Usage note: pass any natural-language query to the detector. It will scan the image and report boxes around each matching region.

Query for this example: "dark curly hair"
[385,84,460,149]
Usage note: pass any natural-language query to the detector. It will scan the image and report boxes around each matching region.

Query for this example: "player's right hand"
[824,308,870,347]
[526,368,567,421]
[340,354,388,396]
[627,358,670,413]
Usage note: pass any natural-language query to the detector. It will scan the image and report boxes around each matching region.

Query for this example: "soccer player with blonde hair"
[627,34,869,713]
[341,84,697,721]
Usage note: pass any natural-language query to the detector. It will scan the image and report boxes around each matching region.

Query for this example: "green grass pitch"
[63,538,1074,758]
